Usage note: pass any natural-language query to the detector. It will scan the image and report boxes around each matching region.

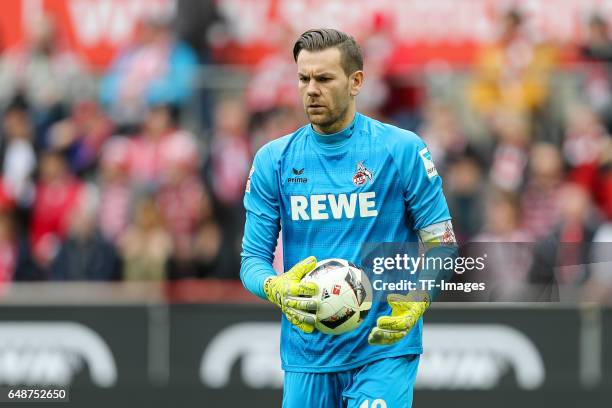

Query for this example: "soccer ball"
[303,258,373,335]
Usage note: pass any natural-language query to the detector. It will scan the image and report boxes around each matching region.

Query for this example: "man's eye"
[299,77,309,83]
[318,77,330,82]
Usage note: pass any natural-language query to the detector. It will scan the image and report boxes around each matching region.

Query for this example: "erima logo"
[290,192,378,220]
[287,168,307,184]
[0,322,117,387]
[200,323,545,390]
[419,147,438,179]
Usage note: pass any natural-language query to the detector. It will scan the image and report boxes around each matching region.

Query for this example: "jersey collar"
[308,112,361,148]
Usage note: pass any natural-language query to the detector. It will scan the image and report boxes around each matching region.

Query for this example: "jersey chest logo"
[352,161,373,186]
[287,167,308,184]
[290,192,378,221]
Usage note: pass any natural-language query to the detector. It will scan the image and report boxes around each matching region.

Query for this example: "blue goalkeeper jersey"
[241,112,451,373]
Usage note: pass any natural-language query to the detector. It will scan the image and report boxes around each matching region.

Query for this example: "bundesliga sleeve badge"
[419,147,438,179]
[245,165,255,193]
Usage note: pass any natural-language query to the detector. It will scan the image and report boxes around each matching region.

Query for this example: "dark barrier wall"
[604,309,612,388]
[0,304,609,407]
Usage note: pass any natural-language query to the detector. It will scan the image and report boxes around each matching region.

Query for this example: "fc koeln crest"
[352,161,373,186]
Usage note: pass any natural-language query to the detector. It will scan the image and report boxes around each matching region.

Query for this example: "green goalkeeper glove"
[368,291,430,346]
[263,256,319,333]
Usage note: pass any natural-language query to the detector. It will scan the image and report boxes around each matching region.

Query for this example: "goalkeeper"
[241,28,455,408]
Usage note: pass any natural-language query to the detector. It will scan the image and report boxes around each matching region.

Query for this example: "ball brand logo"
[353,161,373,186]
[322,288,330,299]
[332,285,341,295]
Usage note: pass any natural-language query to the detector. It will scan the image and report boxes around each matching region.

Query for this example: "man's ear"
[349,70,364,97]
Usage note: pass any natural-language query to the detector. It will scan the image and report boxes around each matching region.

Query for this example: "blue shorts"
[282,354,420,408]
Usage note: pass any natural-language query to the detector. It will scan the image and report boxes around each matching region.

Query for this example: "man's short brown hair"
[293,28,363,76]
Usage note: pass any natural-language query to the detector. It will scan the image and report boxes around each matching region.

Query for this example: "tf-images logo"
[287,168,307,184]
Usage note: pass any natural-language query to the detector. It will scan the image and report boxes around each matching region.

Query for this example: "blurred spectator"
[119,196,172,281]
[208,98,251,207]
[520,143,564,238]
[468,8,557,127]
[598,140,612,219]
[472,190,533,299]
[489,111,530,191]
[206,98,251,278]
[250,107,303,152]
[475,190,531,242]
[581,13,612,67]
[98,138,133,243]
[51,185,120,281]
[563,105,607,185]
[419,101,468,174]
[189,220,222,278]
[0,180,12,210]
[356,16,393,118]
[445,155,485,241]
[0,98,36,208]
[529,184,601,290]
[245,48,300,114]
[174,0,222,132]
[561,106,612,219]
[580,14,612,131]
[126,105,199,188]
[563,105,610,207]
[157,133,209,278]
[174,0,221,61]
[30,152,84,269]
[0,210,17,287]
[99,14,198,131]
[46,101,114,176]
[0,14,91,143]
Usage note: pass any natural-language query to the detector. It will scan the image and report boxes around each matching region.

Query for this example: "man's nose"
[306,79,320,96]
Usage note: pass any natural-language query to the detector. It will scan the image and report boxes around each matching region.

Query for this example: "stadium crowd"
[0,6,611,299]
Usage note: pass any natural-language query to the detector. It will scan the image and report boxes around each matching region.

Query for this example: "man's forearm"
[417,220,458,301]
[240,256,277,300]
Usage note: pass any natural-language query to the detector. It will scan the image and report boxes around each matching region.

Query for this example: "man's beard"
[306,105,349,132]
